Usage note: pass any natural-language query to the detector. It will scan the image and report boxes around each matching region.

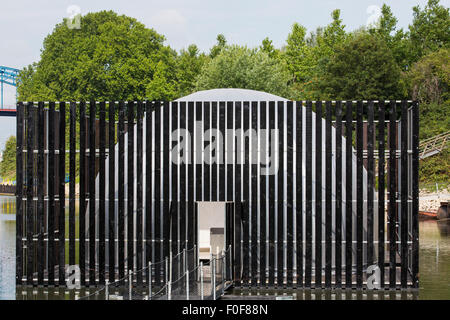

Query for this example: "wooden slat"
[127,101,135,274]
[69,102,76,270]
[305,101,312,288]
[108,102,116,283]
[334,101,343,288]
[388,100,397,289]
[356,101,363,289]
[78,102,86,285]
[163,101,170,262]
[243,101,250,287]
[99,101,106,284]
[412,101,419,288]
[154,101,161,285]
[88,101,95,285]
[277,101,284,287]
[345,101,353,288]
[187,102,195,249]
[268,101,275,286]
[136,101,144,284]
[234,101,242,287]
[26,102,34,285]
[15,102,24,285]
[59,102,66,285]
[259,101,267,287]
[145,101,153,277]
[118,101,125,280]
[296,101,303,288]
[400,100,408,287]
[37,102,45,285]
[286,101,294,287]
[325,101,332,287]
[378,101,386,289]
[367,101,375,267]
[251,101,258,286]
[315,101,322,288]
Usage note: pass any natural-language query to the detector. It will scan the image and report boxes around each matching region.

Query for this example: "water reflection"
[0,196,16,300]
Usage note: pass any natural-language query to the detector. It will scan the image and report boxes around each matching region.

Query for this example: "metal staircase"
[419,131,450,159]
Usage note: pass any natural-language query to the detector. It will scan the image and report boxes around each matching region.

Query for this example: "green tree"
[369,4,410,70]
[175,44,208,97]
[407,48,450,104]
[409,0,450,62]
[17,11,178,101]
[210,34,227,59]
[260,37,279,59]
[283,10,347,99]
[320,32,403,100]
[0,136,16,181]
[195,45,291,97]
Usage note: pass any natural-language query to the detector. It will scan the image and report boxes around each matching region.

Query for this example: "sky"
[0,0,448,149]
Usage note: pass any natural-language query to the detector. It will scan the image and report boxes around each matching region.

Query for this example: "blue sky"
[0,0,448,149]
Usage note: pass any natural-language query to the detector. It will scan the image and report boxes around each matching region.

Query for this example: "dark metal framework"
[16,100,419,290]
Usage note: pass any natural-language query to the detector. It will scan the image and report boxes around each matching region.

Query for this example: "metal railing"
[419,131,450,159]
[77,244,233,300]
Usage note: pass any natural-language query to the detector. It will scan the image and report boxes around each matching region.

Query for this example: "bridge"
[0,65,19,117]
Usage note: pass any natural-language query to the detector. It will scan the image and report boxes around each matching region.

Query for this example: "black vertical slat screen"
[26,102,34,285]
[259,101,267,287]
[219,102,226,202]
[286,101,294,287]
[400,100,408,287]
[268,101,275,286]
[154,102,161,285]
[99,102,106,284]
[367,101,375,267]
[187,102,195,250]
[378,101,386,288]
[69,102,76,271]
[15,100,419,289]
[88,101,95,285]
[315,101,322,288]
[171,101,178,257]
[345,101,353,288]
[251,101,258,286]
[325,101,332,287]
[118,101,125,280]
[136,101,144,285]
[179,102,186,250]
[145,101,153,278]
[163,101,170,262]
[109,102,116,283]
[78,102,86,285]
[211,102,218,201]
[388,101,397,288]
[16,102,24,285]
[356,101,363,289]
[243,102,250,287]
[58,102,66,285]
[127,101,135,274]
[412,101,419,288]
[37,102,45,285]
[234,101,242,287]
[334,101,342,288]
[296,101,303,287]
[305,101,312,288]
[277,101,284,287]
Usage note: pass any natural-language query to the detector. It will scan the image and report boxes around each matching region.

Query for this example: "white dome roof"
[176,88,289,102]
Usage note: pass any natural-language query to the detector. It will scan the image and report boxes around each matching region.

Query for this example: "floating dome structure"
[89,88,377,274]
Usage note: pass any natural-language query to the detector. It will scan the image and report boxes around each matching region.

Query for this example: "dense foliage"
[0,136,16,181]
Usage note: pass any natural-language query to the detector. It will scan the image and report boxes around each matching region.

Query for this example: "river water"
[1,195,449,300]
